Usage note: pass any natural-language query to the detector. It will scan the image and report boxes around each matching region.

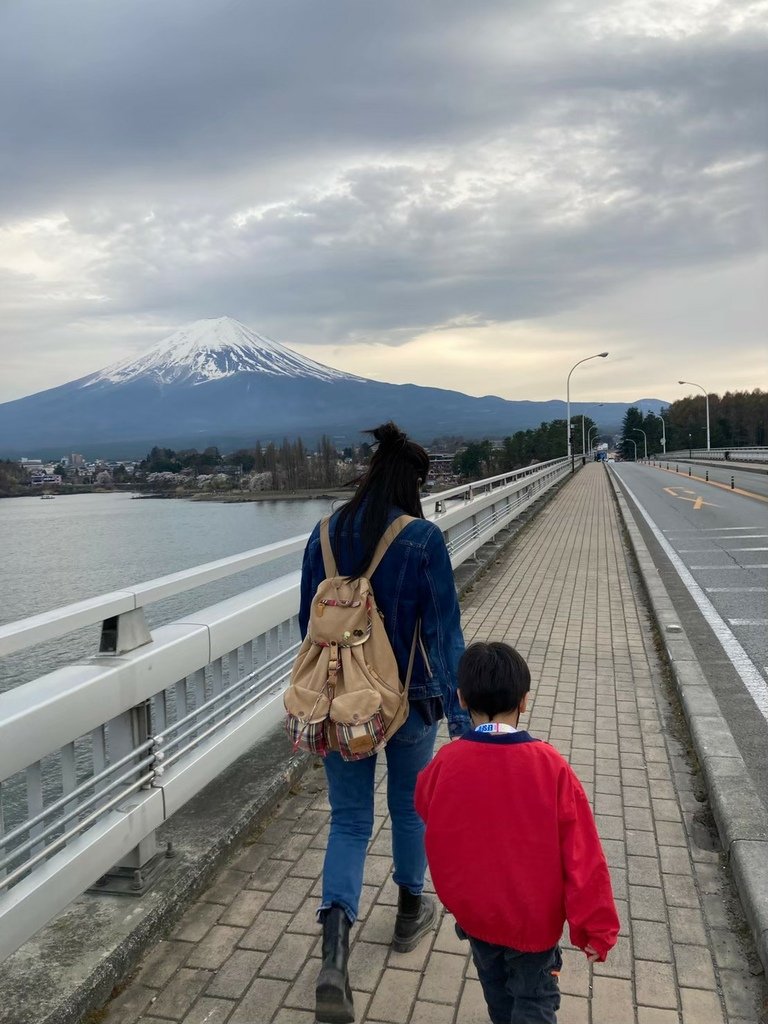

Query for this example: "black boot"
[392,886,437,953]
[316,906,355,1024]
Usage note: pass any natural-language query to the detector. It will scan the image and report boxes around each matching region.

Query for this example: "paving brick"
[239,910,293,951]
[136,941,191,988]
[246,857,292,892]
[229,977,288,1024]
[631,919,673,963]
[282,956,320,1011]
[592,976,635,1024]
[668,907,708,946]
[173,902,222,943]
[409,1000,455,1024]
[635,959,678,1009]
[264,876,312,912]
[417,950,466,1004]
[366,968,420,1022]
[260,933,315,981]
[674,943,717,991]
[180,997,234,1024]
[628,855,662,888]
[558,993,589,1023]
[455,978,490,1024]
[218,889,270,928]
[637,1008,681,1023]
[680,987,726,1023]
[149,969,211,1021]
[199,869,250,906]
[186,926,244,970]
[206,949,265,999]
[103,983,156,1023]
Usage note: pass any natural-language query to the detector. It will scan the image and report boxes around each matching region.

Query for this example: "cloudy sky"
[1,0,766,406]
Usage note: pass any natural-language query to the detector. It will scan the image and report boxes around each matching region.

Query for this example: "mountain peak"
[83,316,362,387]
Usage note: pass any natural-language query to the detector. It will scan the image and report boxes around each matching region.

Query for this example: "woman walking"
[297,422,470,1023]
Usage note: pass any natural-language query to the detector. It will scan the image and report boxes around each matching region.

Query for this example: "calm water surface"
[1,492,334,692]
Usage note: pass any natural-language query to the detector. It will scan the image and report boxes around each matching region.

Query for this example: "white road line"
[664,527,761,532]
[723,536,768,541]
[706,587,768,593]
[677,550,723,553]
[729,547,768,552]
[729,619,768,626]
[613,472,768,720]
[690,564,768,569]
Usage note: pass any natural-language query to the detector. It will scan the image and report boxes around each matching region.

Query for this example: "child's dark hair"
[458,642,531,719]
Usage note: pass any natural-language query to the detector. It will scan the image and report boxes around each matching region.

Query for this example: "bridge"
[1,458,766,1023]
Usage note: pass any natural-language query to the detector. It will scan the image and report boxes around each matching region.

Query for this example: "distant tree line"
[137,436,357,491]
[453,417,596,478]
[618,390,767,460]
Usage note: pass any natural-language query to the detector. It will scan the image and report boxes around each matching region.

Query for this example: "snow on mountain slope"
[82,317,363,387]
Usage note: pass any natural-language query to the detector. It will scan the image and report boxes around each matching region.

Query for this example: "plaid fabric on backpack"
[284,514,417,761]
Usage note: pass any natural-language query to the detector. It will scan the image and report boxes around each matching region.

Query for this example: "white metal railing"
[664,447,768,464]
[0,457,569,961]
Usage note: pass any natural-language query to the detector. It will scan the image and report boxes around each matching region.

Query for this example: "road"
[647,458,768,500]
[609,461,768,809]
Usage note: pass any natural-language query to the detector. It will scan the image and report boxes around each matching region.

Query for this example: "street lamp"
[567,353,609,471]
[656,412,667,454]
[625,438,638,461]
[678,380,710,451]
[632,427,648,460]
[588,425,599,452]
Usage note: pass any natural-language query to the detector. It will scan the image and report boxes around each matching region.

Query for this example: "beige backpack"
[284,514,417,761]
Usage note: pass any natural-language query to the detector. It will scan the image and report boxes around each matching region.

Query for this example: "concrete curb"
[606,466,768,975]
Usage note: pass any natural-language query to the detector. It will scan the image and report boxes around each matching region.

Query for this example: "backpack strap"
[319,516,337,578]
[364,514,415,578]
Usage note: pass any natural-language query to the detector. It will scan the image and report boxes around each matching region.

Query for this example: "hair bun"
[370,421,407,447]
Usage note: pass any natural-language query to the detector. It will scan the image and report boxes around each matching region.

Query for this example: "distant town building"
[30,473,62,487]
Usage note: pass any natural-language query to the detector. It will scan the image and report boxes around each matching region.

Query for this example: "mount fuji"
[0,317,665,457]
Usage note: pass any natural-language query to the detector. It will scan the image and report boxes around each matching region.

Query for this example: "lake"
[1,491,335,693]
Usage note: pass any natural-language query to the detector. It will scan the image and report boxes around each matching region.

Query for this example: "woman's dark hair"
[458,642,531,719]
[332,421,430,578]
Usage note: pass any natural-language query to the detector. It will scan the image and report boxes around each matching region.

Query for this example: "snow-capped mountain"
[83,317,361,387]
[0,316,667,456]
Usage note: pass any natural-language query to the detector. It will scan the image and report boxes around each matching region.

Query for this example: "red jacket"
[415,731,620,960]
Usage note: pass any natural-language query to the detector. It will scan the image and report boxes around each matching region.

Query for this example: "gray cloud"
[0,0,766,398]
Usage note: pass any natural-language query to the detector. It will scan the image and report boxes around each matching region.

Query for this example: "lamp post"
[657,412,667,454]
[632,427,648,460]
[678,380,710,451]
[588,425,599,453]
[567,353,609,472]
[625,438,638,461]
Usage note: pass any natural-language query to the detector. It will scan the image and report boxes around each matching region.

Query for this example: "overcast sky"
[1,0,766,406]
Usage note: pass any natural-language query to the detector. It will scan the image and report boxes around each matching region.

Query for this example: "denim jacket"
[298,506,471,737]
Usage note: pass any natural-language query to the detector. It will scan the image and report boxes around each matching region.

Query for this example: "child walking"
[415,642,620,1024]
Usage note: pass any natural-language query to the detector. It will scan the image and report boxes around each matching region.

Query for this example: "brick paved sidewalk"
[104,465,766,1024]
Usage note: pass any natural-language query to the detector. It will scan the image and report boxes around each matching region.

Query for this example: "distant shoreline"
[0,487,352,503]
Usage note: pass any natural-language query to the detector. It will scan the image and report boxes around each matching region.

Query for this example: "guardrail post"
[99,608,152,655]
[90,700,169,895]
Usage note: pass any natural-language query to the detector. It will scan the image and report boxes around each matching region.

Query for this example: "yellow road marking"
[653,465,768,504]
[662,485,717,508]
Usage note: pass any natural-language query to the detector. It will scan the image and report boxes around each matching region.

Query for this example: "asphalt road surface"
[609,461,768,809]
[647,458,768,500]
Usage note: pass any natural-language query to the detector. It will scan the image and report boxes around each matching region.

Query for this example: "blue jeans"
[319,708,438,923]
[463,929,562,1024]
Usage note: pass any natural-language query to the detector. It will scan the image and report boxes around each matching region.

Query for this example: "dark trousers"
[461,927,562,1024]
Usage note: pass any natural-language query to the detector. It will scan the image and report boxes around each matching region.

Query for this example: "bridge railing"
[0,457,569,961]
[664,446,768,463]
